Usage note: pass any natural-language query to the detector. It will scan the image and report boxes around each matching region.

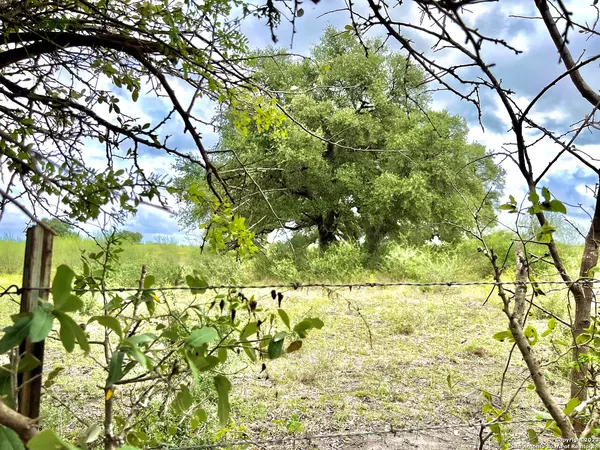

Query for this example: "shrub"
[380,243,468,282]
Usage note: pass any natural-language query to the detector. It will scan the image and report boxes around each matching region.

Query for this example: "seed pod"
[277,292,283,307]
[249,299,257,312]
[271,290,277,300]
[231,308,236,322]
[219,299,225,311]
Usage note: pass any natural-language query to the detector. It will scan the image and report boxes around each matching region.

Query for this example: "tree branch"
[0,401,38,443]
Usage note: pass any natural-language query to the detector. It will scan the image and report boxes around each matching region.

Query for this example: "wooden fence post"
[18,225,53,420]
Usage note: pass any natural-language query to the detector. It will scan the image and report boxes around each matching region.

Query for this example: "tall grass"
[0,230,585,286]
[0,236,247,286]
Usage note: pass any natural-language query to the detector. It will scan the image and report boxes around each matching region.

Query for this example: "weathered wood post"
[18,225,54,420]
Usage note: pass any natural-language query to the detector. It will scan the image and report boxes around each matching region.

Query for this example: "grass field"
[0,235,580,449]
[0,282,572,448]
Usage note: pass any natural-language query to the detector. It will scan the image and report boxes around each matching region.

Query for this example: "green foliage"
[177,28,504,252]
[214,376,232,426]
[252,241,367,282]
[0,0,261,229]
[114,231,143,244]
[0,238,323,445]
[41,218,78,238]
[0,426,25,450]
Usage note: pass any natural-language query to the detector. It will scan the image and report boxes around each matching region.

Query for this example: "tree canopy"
[0,0,259,241]
[40,218,76,237]
[177,29,504,251]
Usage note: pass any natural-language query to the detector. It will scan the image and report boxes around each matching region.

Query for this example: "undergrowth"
[0,231,584,286]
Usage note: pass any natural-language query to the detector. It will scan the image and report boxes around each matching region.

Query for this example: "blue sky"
[2,1,598,242]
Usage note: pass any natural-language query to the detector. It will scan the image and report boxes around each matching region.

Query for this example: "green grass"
[0,236,248,287]
[21,284,572,448]
[0,234,586,448]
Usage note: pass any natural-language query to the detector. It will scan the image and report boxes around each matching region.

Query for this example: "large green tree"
[178,29,504,251]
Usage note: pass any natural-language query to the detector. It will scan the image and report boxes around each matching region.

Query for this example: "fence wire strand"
[0,278,598,298]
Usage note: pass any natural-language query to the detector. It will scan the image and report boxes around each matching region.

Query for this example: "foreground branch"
[0,401,38,442]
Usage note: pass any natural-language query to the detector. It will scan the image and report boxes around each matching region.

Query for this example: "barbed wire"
[0,278,597,298]
[154,419,549,450]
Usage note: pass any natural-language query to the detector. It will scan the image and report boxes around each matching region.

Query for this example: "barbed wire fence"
[2,278,600,299]
[1,225,592,449]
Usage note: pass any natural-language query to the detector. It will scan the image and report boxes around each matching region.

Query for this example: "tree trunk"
[572,185,600,403]
[505,243,579,443]
[364,225,383,254]
[316,210,338,251]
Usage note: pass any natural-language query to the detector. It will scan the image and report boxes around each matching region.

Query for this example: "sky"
[1,0,599,243]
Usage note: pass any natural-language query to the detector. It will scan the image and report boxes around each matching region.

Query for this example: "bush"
[379,243,469,282]
[251,241,368,282]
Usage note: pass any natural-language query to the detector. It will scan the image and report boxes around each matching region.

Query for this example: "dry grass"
[1,274,574,449]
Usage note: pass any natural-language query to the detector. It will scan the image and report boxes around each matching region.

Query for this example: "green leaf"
[16,354,41,373]
[0,316,32,354]
[27,429,78,450]
[310,318,324,329]
[527,429,539,445]
[242,344,256,362]
[29,307,54,343]
[268,337,285,359]
[529,190,540,205]
[121,341,152,371]
[77,424,102,445]
[52,265,76,310]
[186,275,208,294]
[214,375,231,427]
[56,295,83,313]
[536,222,556,242]
[192,355,220,372]
[576,333,591,345]
[190,408,207,430]
[542,187,551,202]
[54,311,89,353]
[106,351,125,388]
[185,327,217,348]
[240,322,258,340]
[0,376,13,408]
[542,318,556,337]
[296,7,304,17]
[499,204,517,211]
[524,325,539,346]
[563,397,581,415]
[173,385,194,415]
[548,199,567,214]
[492,330,514,342]
[143,275,155,290]
[44,366,64,388]
[127,333,156,346]
[89,316,123,339]
[293,317,324,338]
[278,309,290,329]
[0,426,25,450]
[218,347,228,363]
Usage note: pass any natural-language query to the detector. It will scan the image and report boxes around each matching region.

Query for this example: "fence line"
[154,419,549,450]
[0,278,596,298]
